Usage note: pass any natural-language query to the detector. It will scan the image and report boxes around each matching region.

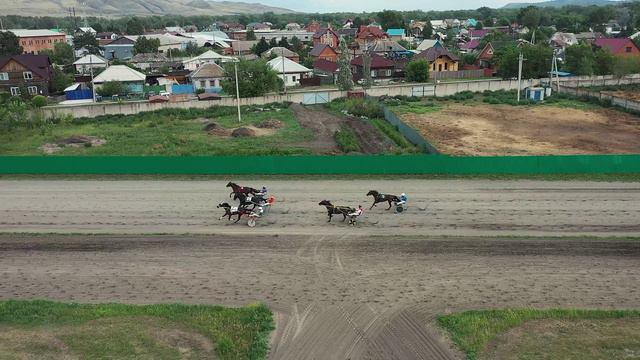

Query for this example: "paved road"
[0,234,638,359]
[1,180,639,236]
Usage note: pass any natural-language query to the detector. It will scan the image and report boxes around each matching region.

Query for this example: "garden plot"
[399,103,640,156]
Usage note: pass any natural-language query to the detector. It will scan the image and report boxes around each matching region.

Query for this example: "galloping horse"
[217,202,254,223]
[319,200,355,222]
[366,190,400,210]
[233,193,260,210]
[226,182,259,199]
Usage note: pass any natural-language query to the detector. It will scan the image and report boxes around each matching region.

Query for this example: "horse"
[319,200,355,222]
[366,190,400,210]
[217,202,254,223]
[233,193,261,210]
[226,182,259,199]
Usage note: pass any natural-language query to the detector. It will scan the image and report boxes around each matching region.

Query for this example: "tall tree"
[0,32,23,56]
[422,21,433,39]
[517,6,542,30]
[564,42,595,75]
[221,59,281,97]
[268,38,278,48]
[594,48,615,75]
[377,10,404,30]
[51,42,75,65]
[73,31,101,55]
[290,36,303,53]
[496,43,552,79]
[252,38,270,55]
[278,37,290,49]
[126,17,145,35]
[336,39,354,91]
[133,36,160,54]
[246,29,257,40]
[361,51,373,90]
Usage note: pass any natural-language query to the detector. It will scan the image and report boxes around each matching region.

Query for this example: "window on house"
[292,76,296,82]
[444,63,448,70]
[27,86,38,95]
[432,63,436,70]
[438,64,443,71]
[371,70,376,78]
[627,47,633,53]
[385,69,392,76]
[200,81,206,88]
[0,72,8,81]
[10,87,20,96]
[23,72,33,80]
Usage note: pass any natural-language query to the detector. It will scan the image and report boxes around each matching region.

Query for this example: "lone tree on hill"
[336,39,354,91]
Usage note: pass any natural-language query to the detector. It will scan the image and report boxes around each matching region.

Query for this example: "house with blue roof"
[386,28,406,41]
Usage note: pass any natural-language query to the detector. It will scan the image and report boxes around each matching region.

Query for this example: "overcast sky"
[243,0,537,12]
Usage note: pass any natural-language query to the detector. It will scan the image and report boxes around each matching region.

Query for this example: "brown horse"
[226,182,259,199]
[319,200,354,222]
[217,202,255,223]
[366,190,400,210]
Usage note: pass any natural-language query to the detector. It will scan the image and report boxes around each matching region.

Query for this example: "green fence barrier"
[382,107,439,154]
[1,155,639,174]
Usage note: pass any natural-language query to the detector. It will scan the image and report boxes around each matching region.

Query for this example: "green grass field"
[0,300,273,360]
[438,309,640,360]
[0,104,313,156]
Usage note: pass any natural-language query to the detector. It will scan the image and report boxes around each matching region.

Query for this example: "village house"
[351,53,395,81]
[76,27,96,35]
[550,32,578,50]
[415,47,459,72]
[592,38,640,57]
[305,21,322,34]
[189,63,225,92]
[224,41,259,57]
[365,40,407,56]
[313,27,340,48]
[254,30,314,43]
[103,36,136,60]
[183,50,234,71]
[386,29,406,41]
[417,39,444,52]
[267,56,312,87]
[97,32,118,41]
[92,65,146,94]
[286,23,302,31]
[0,54,53,96]
[356,26,389,48]
[309,44,338,62]
[7,29,67,54]
[338,28,357,39]
[459,39,481,53]
[313,58,339,83]
[261,47,300,63]
[129,53,171,71]
[72,54,108,74]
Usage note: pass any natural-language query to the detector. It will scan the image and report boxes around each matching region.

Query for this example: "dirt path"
[1,180,639,237]
[1,234,638,359]
[400,104,640,155]
[291,104,394,154]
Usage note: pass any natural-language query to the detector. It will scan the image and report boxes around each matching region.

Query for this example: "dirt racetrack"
[0,234,638,360]
[1,179,639,237]
[400,104,640,156]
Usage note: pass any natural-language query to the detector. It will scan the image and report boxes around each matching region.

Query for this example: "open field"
[0,300,272,359]
[399,103,640,156]
[438,309,640,360]
[0,234,638,359]
[1,179,639,236]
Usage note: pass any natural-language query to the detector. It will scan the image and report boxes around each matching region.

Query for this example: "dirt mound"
[257,119,284,129]
[231,127,257,137]
[40,136,107,154]
[203,122,231,137]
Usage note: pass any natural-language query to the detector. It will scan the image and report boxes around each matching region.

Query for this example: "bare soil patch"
[602,90,640,102]
[291,103,394,154]
[202,122,274,138]
[40,135,107,154]
[400,104,640,155]
[257,119,285,129]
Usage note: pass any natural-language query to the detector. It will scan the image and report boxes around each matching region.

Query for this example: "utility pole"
[234,61,241,123]
[281,56,287,96]
[90,55,96,103]
[517,52,523,103]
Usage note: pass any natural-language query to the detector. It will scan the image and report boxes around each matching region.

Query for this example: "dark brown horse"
[217,202,254,223]
[226,182,259,199]
[319,200,354,222]
[366,190,400,210]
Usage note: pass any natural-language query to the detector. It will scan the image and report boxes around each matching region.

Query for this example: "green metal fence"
[1,155,639,175]
[382,107,439,154]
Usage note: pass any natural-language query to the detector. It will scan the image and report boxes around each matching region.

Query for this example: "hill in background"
[503,0,618,8]
[5,0,294,17]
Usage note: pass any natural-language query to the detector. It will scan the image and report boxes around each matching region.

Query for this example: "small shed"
[525,87,545,101]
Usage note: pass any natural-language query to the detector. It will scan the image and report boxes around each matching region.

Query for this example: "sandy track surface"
[0,234,638,360]
[1,180,640,237]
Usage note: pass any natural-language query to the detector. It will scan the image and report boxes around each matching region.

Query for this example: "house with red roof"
[356,26,389,48]
[0,54,53,96]
[592,38,640,57]
[351,53,396,80]
[313,58,339,82]
[469,29,490,40]
[460,39,481,53]
[313,27,340,48]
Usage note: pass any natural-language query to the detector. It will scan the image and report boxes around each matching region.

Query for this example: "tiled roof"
[460,39,480,50]
[313,58,338,73]
[357,26,388,40]
[593,38,637,53]
[0,54,53,80]
[190,63,225,78]
[351,53,395,68]
[415,47,459,62]
[309,44,336,57]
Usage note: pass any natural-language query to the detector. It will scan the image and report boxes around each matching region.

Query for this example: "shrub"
[31,95,47,108]
[334,126,361,152]
[97,81,126,97]
[328,98,384,118]
[195,88,206,94]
